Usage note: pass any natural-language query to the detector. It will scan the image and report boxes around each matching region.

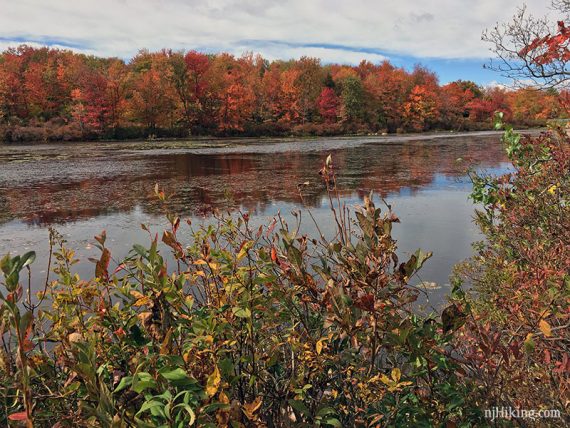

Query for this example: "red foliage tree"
[440,81,477,127]
[317,87,340,123]
[184,51,210,100]
[70,75,109,133]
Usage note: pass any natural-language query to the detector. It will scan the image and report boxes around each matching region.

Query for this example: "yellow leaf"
[194,259,208,265]
[547,184,558,194]
[316,339,324,355]
[243,396,263,420]
[237,241,253,261]
[138,311,152,324]
[130,290,145,300]
[133,296,152,307]
[539,319,552,337]
[236,250,247,261]
[219,391,230,404]
[185,295,195,309]
[391,368,401,383]
[206,365,221,397]
[379,374,393,386]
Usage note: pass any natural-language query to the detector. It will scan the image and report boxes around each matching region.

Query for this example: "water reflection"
[0,133,507,225]
[0,132,510,304]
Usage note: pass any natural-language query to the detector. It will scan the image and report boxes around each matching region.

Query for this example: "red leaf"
[113,263,126,274]
[8,412,28,421]
[355,293,375,312]
[95,248,111,280]
[94,230,107,246]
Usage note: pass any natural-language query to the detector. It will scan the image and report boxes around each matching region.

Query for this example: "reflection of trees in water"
[0,136,507,226]
[0,195,11,224]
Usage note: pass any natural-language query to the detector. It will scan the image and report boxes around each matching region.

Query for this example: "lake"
[0,131,510,308]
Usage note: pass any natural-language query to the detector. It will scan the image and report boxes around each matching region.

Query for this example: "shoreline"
[0,127,545,147]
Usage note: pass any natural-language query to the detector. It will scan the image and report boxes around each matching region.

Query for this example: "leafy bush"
[454,119,570,421]
[1,157,482,427]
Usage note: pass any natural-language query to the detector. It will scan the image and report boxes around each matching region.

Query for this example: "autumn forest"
[0,45,568,142]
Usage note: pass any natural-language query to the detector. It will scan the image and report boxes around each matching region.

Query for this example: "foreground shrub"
[453,121,570,422]
[1,157,482,427]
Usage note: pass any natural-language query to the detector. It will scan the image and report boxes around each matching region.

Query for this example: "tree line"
[0,45,568,142]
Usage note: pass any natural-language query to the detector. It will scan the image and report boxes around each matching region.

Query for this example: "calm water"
[0,131,510,307]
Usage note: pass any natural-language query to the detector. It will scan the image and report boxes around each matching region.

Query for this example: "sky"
[0,0,556,85]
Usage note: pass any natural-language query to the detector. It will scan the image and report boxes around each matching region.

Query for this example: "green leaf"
[173,403,196,425]
[316,407,337,417]
[136,400,164,416]
[218,357,234,378]
[232,307,251,318]
[286,244,303,268]
[288,399,310,416]
[159,367,189,382]
[401,248,432,278]
[114,376,133,393]
[0,254,12,276]
[412,249,432,272]
[325,418,342,427]
[524,333,535,354]
[159,367,195,387]
[202,402,231,413]
[18,251,36,270]
[132,372,157,393]
[6,271,19,290]
[132,244,148,258]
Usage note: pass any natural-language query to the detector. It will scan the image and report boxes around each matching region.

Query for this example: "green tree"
[340,75,364,122]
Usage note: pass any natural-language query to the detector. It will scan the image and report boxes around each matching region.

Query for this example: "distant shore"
[0,125,545,146]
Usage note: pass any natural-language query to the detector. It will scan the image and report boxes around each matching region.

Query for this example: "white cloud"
[483,80,510,90]
[0,40,94,55]
[230,43,388,64]
[0,0,553,62]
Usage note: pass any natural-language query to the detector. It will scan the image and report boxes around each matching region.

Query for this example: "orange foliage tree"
[1,44,569,141]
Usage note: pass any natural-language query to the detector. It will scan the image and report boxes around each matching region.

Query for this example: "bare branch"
[483,2,570,89]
